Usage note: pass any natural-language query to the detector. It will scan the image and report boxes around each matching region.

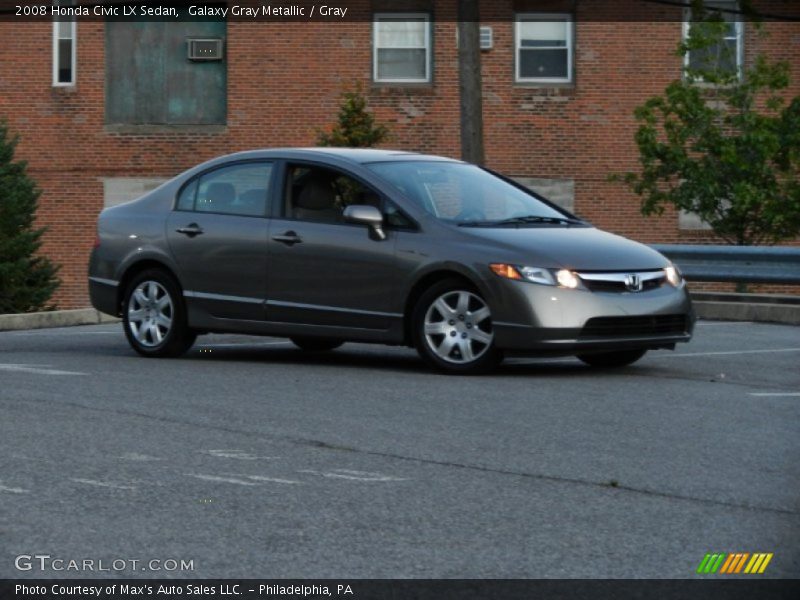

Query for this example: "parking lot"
[1,319,798,578]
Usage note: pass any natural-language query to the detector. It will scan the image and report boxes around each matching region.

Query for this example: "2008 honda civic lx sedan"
[89,148,694,374]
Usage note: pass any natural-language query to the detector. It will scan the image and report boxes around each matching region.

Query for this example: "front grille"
[580,275,665,293]
[579,315,689,339]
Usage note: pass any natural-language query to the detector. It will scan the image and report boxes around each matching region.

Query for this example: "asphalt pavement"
[1,320,798,579]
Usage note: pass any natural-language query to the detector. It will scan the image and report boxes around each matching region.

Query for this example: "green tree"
[617,0,800,245]
[317,85,390,148]
[0,121,60,313]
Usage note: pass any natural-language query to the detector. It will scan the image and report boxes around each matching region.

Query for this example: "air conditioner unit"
[187,38,224,61]
[479,26,493,50]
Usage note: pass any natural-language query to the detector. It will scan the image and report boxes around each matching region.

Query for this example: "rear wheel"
[290,337,344,352]
[577,349,647,368]
[412,279,502,375]
[122,269,195,358]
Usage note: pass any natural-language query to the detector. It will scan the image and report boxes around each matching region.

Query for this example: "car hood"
[460,226,669,271]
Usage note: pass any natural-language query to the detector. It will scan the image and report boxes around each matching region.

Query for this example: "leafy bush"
[0,121,60,313]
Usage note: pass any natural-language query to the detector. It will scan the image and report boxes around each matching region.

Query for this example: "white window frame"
[515,13,574,84]
[682,1,743,80]
[53,19,77,87]
[373,13,432,84]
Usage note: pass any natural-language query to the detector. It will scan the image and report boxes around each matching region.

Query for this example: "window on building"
[53,19,76,86]
[683,0,743,79]
[515,14,573,84]
[373,14,432,83]
[105,21,227,125]
[178,162,273,217]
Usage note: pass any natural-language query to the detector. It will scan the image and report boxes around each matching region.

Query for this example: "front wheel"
[412,279,503,375]
[577,349,647,368]
[122,269,196,358]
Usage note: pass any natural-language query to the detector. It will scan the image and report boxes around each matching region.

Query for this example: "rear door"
[166,161,274,320]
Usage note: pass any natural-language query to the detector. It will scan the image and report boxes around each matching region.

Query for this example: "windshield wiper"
[458,215,584,227]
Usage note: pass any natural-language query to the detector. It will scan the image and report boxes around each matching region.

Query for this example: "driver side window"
[285,165,381,225]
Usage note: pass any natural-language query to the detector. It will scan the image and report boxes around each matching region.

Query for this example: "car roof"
[212,147,462,165]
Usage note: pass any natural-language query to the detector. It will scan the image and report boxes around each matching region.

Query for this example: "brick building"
[1,0,798,309]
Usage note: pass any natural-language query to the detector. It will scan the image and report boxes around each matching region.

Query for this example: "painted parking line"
[300,469,408,482]
[71,478,137,490]
[0,482,29,494]
[186,474,260,486]
[203,449,279,460]
[187,473,302,486]
[239,475,302,485]
[749,392,800,397]
[0,364,87,376]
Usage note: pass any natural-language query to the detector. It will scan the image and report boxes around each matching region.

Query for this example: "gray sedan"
[89,148,694,374]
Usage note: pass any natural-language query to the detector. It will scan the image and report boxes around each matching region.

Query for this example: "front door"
[166,161,274,321]
[266,163,400,330]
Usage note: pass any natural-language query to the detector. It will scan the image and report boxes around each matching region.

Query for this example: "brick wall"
[0,0,798,309]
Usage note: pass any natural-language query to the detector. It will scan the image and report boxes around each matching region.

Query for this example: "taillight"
[93,235,101,249]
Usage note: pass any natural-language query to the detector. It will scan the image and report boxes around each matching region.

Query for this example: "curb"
[691,292,800,326]
[0,309,120,332]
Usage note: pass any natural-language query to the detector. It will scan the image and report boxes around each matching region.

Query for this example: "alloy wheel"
[127,280,173,348]
[423,290,494,364]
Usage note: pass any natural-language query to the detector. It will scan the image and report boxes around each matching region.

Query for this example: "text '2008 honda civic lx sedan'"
[89,148,694,374]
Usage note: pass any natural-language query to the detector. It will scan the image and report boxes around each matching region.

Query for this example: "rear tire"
[290,337,344,352]
[577,349,647,368]
[412,279,503,375]
[122,269,196,358]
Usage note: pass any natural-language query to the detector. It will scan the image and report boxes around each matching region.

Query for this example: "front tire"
[412,279,502,375]
[122,269,195,358]
[577,349,647,368]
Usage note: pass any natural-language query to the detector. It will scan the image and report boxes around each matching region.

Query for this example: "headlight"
[490,264,580,289]
[665,264,682,287]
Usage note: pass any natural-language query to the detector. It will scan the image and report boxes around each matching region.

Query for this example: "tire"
[412,279,503,375]
[122,269,196,358]
[577,349,647,368]
[290,337,344,352]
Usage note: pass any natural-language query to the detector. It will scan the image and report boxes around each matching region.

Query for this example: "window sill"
[514,82,575,90]
[371,82,434,94]
[104,123,228,135]
[52,84,78,93]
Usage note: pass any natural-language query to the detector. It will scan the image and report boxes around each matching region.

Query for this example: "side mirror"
[343,205,387,241]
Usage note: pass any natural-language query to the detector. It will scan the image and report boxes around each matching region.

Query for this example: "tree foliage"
[617,0,800,245]
[317,86,390,148]
[0,121,60,313]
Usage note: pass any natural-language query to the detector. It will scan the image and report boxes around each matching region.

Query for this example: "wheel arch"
[116,259,183,317]
[402,266,488,345]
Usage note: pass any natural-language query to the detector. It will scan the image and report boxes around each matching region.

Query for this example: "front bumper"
[491,278,695,354]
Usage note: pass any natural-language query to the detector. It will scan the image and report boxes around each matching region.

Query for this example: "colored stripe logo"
[696,552,773,574]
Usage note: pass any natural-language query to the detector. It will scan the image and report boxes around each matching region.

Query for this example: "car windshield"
[366,161,575,226]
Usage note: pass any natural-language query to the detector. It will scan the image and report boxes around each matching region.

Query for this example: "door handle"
[176,224,204,237]
[272,231,302,246]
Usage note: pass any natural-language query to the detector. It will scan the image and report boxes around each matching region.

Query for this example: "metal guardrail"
[651,244,800,285]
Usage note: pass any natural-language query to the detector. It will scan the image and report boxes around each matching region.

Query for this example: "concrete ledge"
[0,309,120,332]
[693,297,800,326]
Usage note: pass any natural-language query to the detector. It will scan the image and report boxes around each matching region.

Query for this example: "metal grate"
[582,277,665,293]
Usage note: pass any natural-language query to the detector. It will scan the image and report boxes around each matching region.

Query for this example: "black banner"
[2,0,800,22]
[3,579,800,600]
